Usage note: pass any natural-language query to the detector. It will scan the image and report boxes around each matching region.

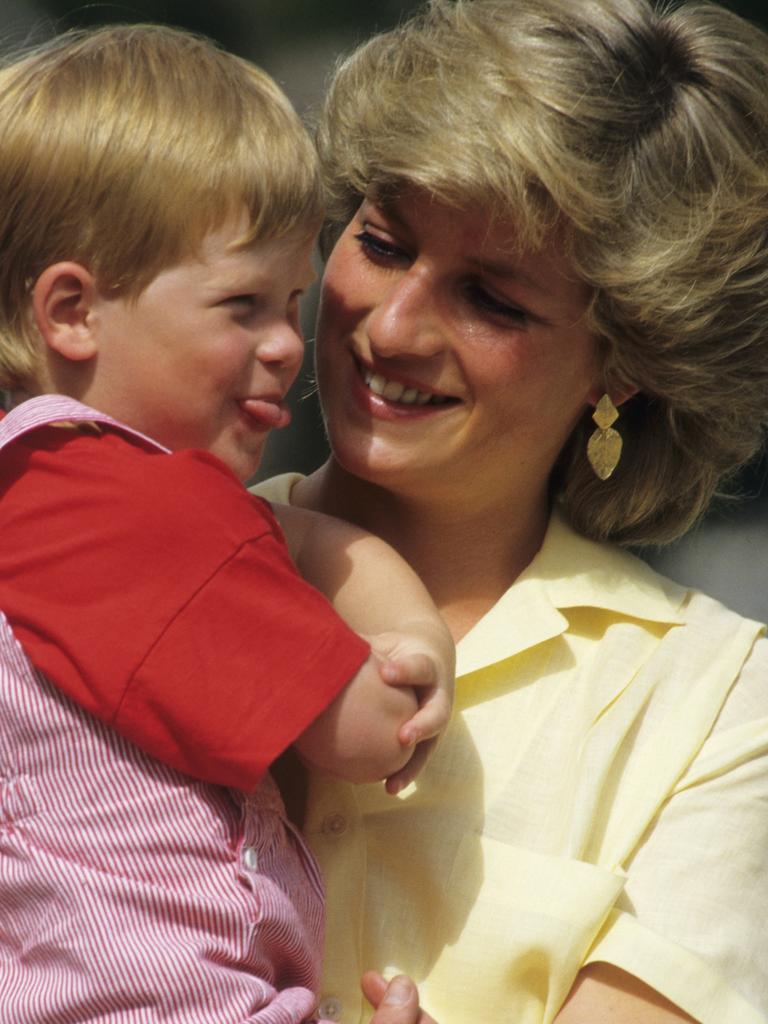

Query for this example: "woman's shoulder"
[250,471,305,505]
[641,496,768,625]
[565,516,768,734]
[542,508,766,633]
[524,509,688,626]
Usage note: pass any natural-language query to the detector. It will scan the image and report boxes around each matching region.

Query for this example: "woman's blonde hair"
[0,24,323,392]
[317,0,768,545]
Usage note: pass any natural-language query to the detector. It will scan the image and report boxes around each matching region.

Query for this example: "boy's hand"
[369,624,455,793]
[292,624,451,787]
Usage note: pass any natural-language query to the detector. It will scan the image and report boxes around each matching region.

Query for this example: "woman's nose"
[366,269,445,359]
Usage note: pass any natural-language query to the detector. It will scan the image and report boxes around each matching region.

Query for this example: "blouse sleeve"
[586,634,768,1024]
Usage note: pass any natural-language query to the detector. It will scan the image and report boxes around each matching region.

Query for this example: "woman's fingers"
[361,971,439,1024]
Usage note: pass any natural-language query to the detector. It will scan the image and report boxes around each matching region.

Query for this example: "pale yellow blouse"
[255,475,768,1024]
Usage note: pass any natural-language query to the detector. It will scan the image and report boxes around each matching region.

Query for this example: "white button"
[321,813,347,836]
[242,845,259,871]
[318,996,342,1021]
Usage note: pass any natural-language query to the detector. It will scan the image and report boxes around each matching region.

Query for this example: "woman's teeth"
[364,369,450,405]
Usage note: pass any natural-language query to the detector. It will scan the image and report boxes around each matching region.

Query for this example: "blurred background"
[2,0,767,620]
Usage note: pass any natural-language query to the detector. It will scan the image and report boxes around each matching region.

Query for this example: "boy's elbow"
[329,740,412,785]
[293,684,417,783]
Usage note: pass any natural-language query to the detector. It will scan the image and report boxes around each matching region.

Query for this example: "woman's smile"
[353,356,460,416]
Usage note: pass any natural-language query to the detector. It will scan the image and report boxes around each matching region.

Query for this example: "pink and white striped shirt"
[0,398,330,1023]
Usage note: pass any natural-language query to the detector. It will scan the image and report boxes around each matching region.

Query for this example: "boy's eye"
[224,294,256,308]
[222,294,263,319]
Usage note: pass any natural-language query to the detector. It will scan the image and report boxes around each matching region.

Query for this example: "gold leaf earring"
[587,394,622,480]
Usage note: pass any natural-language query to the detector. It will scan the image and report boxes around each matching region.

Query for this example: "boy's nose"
[257,326,305,372]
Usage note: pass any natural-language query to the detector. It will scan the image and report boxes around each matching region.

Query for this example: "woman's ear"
[32,262,99,363]
[586,383,638,409]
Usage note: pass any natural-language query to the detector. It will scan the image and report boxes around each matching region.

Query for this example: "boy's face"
[83,216,315,481]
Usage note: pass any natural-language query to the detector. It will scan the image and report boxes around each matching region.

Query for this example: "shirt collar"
[457,508,686,677]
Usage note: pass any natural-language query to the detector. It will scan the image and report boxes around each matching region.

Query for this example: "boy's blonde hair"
[317,0,768,545]
[0,24,323,392]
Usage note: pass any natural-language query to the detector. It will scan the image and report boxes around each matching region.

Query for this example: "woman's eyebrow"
[362,195,415,229]
[466,255,547,295]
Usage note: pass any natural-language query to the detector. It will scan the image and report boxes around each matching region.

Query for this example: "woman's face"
[315,190,601,510]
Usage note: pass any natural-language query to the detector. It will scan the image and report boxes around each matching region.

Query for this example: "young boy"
[0,25,453,1023]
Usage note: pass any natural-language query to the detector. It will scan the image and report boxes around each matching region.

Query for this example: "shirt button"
[321,813,347,836]
[242,845,259,871]
[318,996,343,1021]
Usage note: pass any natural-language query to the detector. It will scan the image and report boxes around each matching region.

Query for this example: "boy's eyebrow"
[205,261,317,294]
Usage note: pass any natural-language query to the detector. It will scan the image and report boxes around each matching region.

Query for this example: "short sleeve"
[586,635,768,1023]
[0,428,369,790]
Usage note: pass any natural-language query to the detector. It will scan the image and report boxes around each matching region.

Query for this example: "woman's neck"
[293,459,551,641]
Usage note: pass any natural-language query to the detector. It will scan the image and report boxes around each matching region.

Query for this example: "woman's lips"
[354,358,458,414]
[239,397,291,429]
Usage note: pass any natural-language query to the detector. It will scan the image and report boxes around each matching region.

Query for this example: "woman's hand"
[362,972,438,1024]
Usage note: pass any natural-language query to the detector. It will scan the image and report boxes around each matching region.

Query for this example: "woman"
[257,0,768,1021]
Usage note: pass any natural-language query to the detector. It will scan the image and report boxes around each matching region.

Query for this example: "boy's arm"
[272,503,454,788]
[2,437,374,791]
[291,645,419,784]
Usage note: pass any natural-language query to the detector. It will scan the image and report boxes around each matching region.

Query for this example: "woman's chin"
[328,434,453,501]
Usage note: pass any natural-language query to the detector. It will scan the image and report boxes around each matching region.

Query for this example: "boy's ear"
[32,262,99,363]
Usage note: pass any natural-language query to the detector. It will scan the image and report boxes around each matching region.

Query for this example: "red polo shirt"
[0,419,369,790]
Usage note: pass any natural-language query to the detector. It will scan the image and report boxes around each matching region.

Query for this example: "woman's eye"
[354,230,406,262]
[467,283,528,324]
